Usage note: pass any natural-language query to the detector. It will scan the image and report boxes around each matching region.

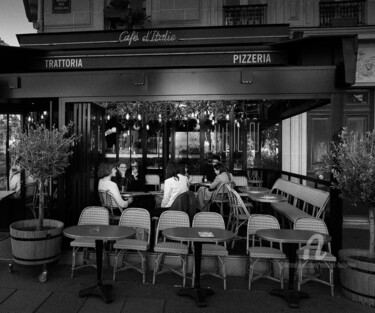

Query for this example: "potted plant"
[9,123,80,281]
[319,127,375,306]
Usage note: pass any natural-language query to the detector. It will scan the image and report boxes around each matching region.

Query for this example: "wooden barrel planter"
[10,219,64,266]
[339,249,375,307]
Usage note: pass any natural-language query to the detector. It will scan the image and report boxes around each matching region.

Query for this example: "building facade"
[0,0,370,225]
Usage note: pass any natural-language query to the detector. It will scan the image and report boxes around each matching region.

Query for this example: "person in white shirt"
[161,161,189,208]
[98,163,133,210]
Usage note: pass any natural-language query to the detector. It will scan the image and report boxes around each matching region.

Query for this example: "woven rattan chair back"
[192,212,225,229]
[294,217,331,251]
[231,176,248,187]
[119,208,151,244]
[246,214,280,253]
[227,186,251,218]
[145,174,160,190]
[78,206,110,225]
[155,210,190,245]
[189,175,204,184]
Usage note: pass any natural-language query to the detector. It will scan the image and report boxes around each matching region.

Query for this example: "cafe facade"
[0,24,357,226]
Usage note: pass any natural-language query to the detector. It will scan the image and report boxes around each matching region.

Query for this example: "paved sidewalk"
[0,258,374,313]
[0,227,373,313]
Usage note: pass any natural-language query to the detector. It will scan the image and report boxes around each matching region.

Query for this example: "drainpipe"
[36,0,44,32]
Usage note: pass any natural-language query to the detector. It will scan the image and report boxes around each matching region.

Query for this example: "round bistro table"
[63,225,135,303]
[256,229,331,308]
[238,186,270,195]
[162,227,234,307]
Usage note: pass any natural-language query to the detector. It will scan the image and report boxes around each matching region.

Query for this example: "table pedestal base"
[270,288,309,308]
[177,287,214,307]
[79,283,113,303]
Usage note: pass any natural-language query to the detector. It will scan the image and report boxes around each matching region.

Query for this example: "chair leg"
[140,251,147,284]
[113,250,121,281]
[182,255,187,287]
[152,253,162,285]
[279,260,284,289]
[329,263,334,296]
[219,256,227,290]
[71,248,77,279]
[297,260,303,292]
[248,258,255,290]
[231,221,239,249]
[191,263,195,287]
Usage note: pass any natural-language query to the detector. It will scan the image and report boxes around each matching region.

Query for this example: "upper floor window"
[223,4,267,26]
[319,0,366,27]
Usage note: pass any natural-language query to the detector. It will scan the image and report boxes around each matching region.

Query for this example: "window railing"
[319,0,366,27]
[223,5,267,26]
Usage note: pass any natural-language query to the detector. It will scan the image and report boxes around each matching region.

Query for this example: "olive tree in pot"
[319,127,375,306]
[9,124,80,281]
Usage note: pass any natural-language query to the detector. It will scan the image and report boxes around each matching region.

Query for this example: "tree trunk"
[369,206,375,255]
[37,179,45,231]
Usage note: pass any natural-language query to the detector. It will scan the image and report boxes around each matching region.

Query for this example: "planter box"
[339,249,375,307]
[10,219,64,266]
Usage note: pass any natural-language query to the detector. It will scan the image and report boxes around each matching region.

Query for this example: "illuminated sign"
[233,53,272,64]
[45,58,83,69]
[119,30,177,45]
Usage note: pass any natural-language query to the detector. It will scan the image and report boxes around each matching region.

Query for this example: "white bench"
[270,178,330,227]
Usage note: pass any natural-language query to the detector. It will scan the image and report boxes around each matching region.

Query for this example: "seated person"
[196,163,233,211]
[112,160,128,192]
[9,157,36,198]
[126,160,146,191]
[98,163,133,212]
[161,161,189,208]
[202,154,220,182]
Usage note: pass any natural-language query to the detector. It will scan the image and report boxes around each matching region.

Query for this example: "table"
[256,229,331,308]
[238,186,270,195]
[63,225,135,303]
[248,193,286,203]
[0,191,16,201]
[162,227,234,307]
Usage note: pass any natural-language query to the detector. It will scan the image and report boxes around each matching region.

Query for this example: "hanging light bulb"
[41,114,44,119]
[211,119,215,126]
[126,113,130,120]
[27,116,32,122]
[146,124,150,130]
[226,113,230,120]
[107,115,110,120]
[137,114,142,121]
[43,111,48,115]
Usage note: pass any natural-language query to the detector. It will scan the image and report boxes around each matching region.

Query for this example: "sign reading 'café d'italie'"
[38,29,288,71]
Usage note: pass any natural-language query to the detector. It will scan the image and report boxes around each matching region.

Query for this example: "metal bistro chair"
[99,190,123,225]
[113,208,151,284]
[189,175,204,192]
[294,217,336,296]
[227,186,252,249]
[152,210,190,287]
[145,174,161,191]
[70,206,110,279]
[211,181,235,218]
[192,212,229,290]
[247,214,286,290]
[24,182,39,218]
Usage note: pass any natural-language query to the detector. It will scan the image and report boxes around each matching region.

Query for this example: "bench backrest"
[271,178,330,219]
